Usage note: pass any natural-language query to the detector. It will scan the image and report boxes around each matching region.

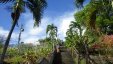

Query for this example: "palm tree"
[70,21,83,36]
[46,24,57,50]
[46,24,57,39]
[0,0,47,62]
[69,21,83,64]
[66,21,96,64]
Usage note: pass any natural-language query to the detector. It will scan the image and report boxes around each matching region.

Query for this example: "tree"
[75,0,113,34]
[65,21,97,64]
[74,0,113,63]
[0,0,47,62]
[46,24,57,50]
[46,24,57,39]
[65,21,83,64]
[75,0,113,31]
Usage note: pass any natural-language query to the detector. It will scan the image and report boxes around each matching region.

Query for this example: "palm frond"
[75,0,85,8]
[0,0,14,3]
[26,0,47,26]
[70,21,80,29]
[46,24,57,37]
[46,25,51,34]
[11,0,25,26]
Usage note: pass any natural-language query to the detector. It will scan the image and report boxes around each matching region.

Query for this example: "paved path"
[52,46,75,64]
[61,51,75,64]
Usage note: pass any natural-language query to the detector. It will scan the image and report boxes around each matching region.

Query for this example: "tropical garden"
[0,0,113,64]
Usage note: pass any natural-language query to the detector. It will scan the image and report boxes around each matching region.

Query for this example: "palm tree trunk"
[0,20,17,62]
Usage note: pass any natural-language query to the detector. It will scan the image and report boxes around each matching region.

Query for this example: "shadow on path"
[52,52,62,64]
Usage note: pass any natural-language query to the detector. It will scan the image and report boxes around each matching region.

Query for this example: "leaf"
[0,0,14,3]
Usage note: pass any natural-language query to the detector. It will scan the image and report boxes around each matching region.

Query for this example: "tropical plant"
[46,24,57,39]
[5,56,24,64]
[23,51,38,64]
[0,0,47,62]
[65,21,83,64]
[74,0,113,63]
[65,21,98,64]
[46,24,57,50]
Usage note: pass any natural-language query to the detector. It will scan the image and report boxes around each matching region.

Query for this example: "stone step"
[61,51,75,64]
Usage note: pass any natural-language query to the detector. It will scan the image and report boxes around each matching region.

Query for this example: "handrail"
[49,51,55,64]
[38,57,49,64]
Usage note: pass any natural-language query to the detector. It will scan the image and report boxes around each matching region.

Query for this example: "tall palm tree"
[66,21,96,64]
[46,24,57,50]
[69,21,83,64]
[0,0,47,62]
[46,24,57,39]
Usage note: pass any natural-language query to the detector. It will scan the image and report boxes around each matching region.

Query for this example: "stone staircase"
[39,46,75,64]
[60,46,75,64]
[61,51,75,64]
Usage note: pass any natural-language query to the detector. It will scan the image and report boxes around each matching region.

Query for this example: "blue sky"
[0,0,88,45]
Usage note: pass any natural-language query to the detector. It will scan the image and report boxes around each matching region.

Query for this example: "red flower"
[92,44,101,49]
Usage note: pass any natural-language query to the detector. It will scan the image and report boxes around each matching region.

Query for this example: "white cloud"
[0,11,76,44]
[24,19,43,36]
[20,15,52,44]
[0,27,8,37]
[0,27,18,41]
[58,12,75,39]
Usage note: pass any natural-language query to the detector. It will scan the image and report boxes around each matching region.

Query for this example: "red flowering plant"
[90,35,113,55]
[91,43,102,49]
[101,35,113,56]
[101,35,113,47]
[89,43,103,55]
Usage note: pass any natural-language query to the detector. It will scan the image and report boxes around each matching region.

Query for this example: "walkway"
[52,46,75,64]
[61,51,75,64]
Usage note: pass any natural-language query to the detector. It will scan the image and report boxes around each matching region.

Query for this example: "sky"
[0,0,88,45]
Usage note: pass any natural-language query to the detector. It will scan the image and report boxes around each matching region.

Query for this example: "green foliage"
[38,47,52,57]
[19,43,34,54]
[72,1,113,64]
[46,24,57,39]
[46,24,58,50]
[75,0,113,34]
[6,48,18,56]
[74,0,85,8]
[23,51,38,64]
[0,36,5,49]
[6,56,24,64]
